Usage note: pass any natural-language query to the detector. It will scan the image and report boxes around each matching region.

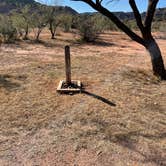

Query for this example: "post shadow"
[81,90,116,107]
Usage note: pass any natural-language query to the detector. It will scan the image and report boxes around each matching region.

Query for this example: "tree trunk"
[35,29,42,41]
[36,32,40,41]
[49,21,55,39]
[146,39,166,80]
[23,24,29,40]
[51,31,55,39]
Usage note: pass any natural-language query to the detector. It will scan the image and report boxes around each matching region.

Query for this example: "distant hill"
[0,0,165,21]
[0,0,37,13]
[0,0,78,15]
[114,7,166,21]
[83,7,166,21]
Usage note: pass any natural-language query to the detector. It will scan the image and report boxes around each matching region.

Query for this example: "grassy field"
[0,30,166,166]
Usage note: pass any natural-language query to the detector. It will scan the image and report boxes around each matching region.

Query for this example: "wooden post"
[65,45,71,86]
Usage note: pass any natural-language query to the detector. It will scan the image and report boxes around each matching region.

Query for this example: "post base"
[57,80,82,94]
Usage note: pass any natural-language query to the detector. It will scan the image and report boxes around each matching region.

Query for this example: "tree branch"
[144,0,159,33]
[73,0,145,45]
[129,0,145,35]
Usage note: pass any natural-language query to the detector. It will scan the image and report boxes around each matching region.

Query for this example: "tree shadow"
[107,131,166,166]
[0,74,25,91]
[70,38,116,47]
[40,41,57,48]
[28,40,58,48]
[91,40,116,47]
[81,90,116,107]
[88,111,166,166]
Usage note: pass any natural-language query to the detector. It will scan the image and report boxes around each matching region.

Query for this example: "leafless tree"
[73,0,166,79]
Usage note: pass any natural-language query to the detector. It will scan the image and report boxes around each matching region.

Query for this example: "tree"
[46,7,61,39]
[59,14,73,32]
[20,5,33,40]
[11,5,33,40]
[44,0,60,39]
[11,14,25,38]
[78,14,104,42]
[31,6,49,41]
[0,15,17,43]
[72,0,166,80]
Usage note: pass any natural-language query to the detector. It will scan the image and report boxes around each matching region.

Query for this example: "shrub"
[159,22,166,32]
[11,5,33,40]
[59,14,73,32]
[0,15,17,43]
[78,15,103,42]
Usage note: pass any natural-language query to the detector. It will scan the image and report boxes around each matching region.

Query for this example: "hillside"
[0,0,165,21]
[0,0,37,13]
[83,7,166,21]
[116,7,166,21]
[0,0,78,15]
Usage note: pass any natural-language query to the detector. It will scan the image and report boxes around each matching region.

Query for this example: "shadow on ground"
[29,40,57,48]
[109,131,166,166]
[91,40,116,47]
[0,74,27,91]
[82,90,116,107]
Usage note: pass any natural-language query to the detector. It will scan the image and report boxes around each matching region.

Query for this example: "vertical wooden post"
[65,45,71,86]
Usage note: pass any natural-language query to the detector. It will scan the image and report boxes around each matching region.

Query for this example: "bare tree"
[73,0,166,80]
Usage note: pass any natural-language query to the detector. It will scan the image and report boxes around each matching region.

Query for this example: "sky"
[35,0,166,13]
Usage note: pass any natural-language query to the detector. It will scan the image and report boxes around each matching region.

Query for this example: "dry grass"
[0,31,166,166]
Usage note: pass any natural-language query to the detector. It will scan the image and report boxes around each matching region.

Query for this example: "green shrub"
[0,15,17,43]
[59,14,73,32]
[78,15,103,42]
[159,22,166,32]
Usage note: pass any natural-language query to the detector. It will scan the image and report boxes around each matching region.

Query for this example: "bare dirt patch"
[0,31,166,166]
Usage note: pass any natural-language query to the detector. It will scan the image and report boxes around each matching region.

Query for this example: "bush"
[159,22,166,32]
[78,15,103,42]
[123,19,138,30]
[11,5,33,40]
[0,15,17,43]
[59,14,73,32]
